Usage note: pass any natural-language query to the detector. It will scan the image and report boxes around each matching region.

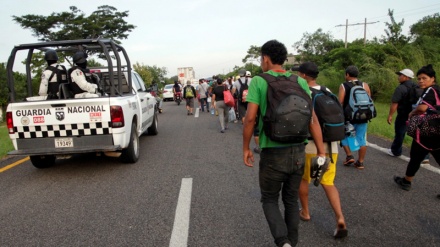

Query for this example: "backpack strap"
[45,66,57,82]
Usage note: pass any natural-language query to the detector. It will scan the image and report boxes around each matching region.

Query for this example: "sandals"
[299,209,310,222]
[334,223,348,238]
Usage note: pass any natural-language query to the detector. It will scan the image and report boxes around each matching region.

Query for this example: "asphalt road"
[1,100,439,247]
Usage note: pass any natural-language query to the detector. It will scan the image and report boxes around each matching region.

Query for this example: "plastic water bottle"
[345,122,360,151]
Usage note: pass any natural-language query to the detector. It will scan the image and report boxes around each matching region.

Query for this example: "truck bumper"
[8,135,121,156]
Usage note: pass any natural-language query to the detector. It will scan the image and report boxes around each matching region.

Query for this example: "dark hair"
[417,64,436,81]
[261,40,287,65]
[216,78,223,84]
[345,65,359,77]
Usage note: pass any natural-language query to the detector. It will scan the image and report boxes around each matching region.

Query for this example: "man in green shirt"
[243,40,325,247]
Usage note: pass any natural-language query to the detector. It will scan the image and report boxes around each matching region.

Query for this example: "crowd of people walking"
[169,39,439,247]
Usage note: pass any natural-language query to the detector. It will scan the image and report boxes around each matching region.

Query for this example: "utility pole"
[335,19,379,48]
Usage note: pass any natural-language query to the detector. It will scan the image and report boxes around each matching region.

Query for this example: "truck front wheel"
[120,123,140,163]
[30,155,56,169]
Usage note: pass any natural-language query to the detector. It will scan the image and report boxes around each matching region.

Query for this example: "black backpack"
[259,73,312,143]
[310,86,345,142]
[46,65,68,84]
[238,78,249,102]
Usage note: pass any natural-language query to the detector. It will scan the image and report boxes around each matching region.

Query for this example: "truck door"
[132,73,153,133]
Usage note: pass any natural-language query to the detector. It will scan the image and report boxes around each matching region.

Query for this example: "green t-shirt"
[246,70,311,149]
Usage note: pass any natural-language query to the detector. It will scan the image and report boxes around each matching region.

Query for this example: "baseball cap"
[345,65,359,77]
[396,69,414,78]
[294,62,319,78]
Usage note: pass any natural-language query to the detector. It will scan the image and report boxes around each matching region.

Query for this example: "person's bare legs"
[322,184,346,230]
[342,146,352,157]
[298,179,310,220]
[358,146,367,163]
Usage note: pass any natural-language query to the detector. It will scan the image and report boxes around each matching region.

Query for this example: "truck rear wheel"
[30,155,56,169]
[120,123,139,163]
[147,112,158,135]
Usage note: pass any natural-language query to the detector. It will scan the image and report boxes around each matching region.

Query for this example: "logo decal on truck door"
[56,111,65,121]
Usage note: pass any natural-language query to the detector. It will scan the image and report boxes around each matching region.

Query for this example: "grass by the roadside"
[0,122,14,158]
[366,102,412,147]
[0,102,412,159]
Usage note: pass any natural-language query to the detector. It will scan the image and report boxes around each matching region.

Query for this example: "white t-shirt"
[232,77,251,93]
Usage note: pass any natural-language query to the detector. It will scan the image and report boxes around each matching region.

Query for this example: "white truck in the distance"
[6,39,158,168]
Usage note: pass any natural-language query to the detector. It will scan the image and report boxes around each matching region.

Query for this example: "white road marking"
[169,178,193,247]
[195,108,199,118]
[367,142,440,175]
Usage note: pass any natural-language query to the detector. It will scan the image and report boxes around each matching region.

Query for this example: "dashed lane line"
[169,178,193,247]
[367,142,440,175]
[0,157,29,173]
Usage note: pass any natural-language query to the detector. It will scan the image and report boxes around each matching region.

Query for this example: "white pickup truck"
[5,39,158,168]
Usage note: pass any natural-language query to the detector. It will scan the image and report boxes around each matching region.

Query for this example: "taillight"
[6,112,14,134]
[110,106,125,128]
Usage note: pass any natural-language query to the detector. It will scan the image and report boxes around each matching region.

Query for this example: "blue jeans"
[259,145,305,247]
[200,97,209,112]
[391,114,408,156]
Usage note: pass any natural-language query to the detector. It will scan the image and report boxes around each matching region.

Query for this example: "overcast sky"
[1,0,439,78]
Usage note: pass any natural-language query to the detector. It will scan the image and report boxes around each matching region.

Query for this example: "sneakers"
[422,159,429,164]
[394,176,411,191]
[343,155,355,166]
[220,129,225,133]
[387,149,398,157]
[354,160,364,170]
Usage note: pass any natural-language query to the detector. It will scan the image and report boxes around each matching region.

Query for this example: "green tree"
[132,63,168,87]
[0,63,8,107]
[410,13,440,39]
[242,45,261,64]
[133,62,153,86]
[293,28,344,65]
[381,9,409,47]
[13,5,135,43]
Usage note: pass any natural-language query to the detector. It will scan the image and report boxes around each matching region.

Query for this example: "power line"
[335,19,380,47]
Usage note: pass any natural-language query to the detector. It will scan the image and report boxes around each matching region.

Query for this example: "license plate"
[55,138,74,148]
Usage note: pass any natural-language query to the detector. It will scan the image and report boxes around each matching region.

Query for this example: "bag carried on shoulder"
[310,86,345,142]
[344,81,376,123]
[259,73,312,143]
[223,85,235,107]
[407,87,440,149]
[238,78,249,102]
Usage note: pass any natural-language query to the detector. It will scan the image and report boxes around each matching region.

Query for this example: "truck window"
[132,73,146,91]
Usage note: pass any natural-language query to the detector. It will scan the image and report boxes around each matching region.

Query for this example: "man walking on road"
[197,79,210,112]
[295,62,348,239]
[387,69,416,157]
[243,40,325,247]
[183,81,196,115]
[338,65,372,169]
[232,70,251,124]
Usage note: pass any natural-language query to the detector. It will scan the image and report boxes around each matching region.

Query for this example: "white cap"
[396,69,414,79]
[245,71,251,77]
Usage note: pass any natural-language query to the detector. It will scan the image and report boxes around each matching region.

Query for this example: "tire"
[147,111,159,135]
[30,155,56,169]
[120,123,140,163]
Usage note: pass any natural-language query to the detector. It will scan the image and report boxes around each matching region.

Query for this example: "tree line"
[231,10,440,103]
